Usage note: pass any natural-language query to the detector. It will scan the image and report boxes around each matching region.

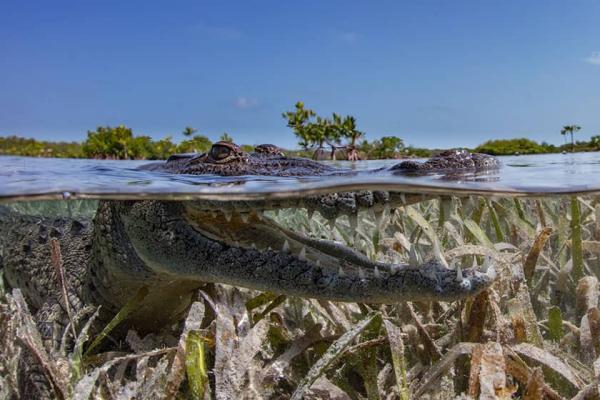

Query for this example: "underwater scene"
[2,151,600,399]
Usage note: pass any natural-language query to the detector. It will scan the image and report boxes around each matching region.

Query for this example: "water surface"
[2,152,600,202]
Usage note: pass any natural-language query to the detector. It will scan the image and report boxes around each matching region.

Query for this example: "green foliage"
[282,101,316,150]
[182,126,197,138]
[83,125,214,159]
[282,101,366,159]
[185,331,209,399]
[0,135,83,158]
[177,135,212,154]
[561,125,581,152]
[475,138,546,156]
[357,136,406,159]
[83,125,148,160]
[219,132,233,143]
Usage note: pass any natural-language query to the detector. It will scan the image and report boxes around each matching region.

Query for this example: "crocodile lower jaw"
[181,203,496,303]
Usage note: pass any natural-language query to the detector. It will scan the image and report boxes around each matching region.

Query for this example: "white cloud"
[233,96,260,109]
[585,51,600,65]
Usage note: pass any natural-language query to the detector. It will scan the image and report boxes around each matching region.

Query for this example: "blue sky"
[1,0,599,149]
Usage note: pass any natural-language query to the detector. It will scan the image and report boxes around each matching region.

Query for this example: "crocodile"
[1,142,499,396]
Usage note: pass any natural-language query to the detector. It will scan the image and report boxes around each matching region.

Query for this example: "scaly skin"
[0,142,499,396]
[2,142,500,326]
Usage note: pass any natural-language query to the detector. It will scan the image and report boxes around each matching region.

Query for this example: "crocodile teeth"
[486,264,497,279]
[328,219,336,230]
[480,256,492,273]
[409,246,420,267]
[473,256,491,273]
[251,242,257,250]
[254,210,263,221]
[348,214,358,230]
[374,266,381,279]
[298,246,307,261]
[367,208,376,221]
[282,240,290,253]
[354,232,361,248]
[383,204,391,217]
[390,264,401,276]
[400,193,406,205]
[223,210,232,222]
[240,213,249,223]
[455,264,463,282]
[375,211,384,227]
[338,267,346,277]
[358,267,366,280]
[315,259,321,267]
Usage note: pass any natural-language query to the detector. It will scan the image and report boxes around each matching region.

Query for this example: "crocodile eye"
[210,144,232,160]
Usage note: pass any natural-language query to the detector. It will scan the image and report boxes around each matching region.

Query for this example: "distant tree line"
[2,112,599,160]
[475,136,600,156]
[0,136,84,158]
[0,127,235,160]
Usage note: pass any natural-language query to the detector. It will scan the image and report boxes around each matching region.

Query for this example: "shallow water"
[2,151,600,202]
[2,153,600,398]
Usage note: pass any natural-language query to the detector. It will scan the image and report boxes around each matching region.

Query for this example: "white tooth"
[338,267,346,277]
[486,264,497,279]
[210,210,218,218]
[349,214,358,230]
[409,246,419,267]
[472,256,478,268]
[367,208,376,221]
[267,246,272,251]
[234,241,240,248]
[384,204,391,216]
[282,240,290,253]
[316,260,321,267]
[390,264,401,275]
[400,193,406,204]
[224,210,232,222]
[328,219,336,230]
[255,210,263,221]
[481,256,492,273]
[374,266,381,279]
[240,213,249,223]
[358,267,366,280]
[298,246,307,261]
[455,264,463,282]
[375,211,384,227]
[251,242,257,249]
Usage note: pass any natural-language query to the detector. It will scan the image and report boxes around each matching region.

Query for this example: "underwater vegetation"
[2,195,600,399]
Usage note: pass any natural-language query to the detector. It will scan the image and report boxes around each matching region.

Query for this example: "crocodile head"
[91,143,498,323]
[146,141,339,176]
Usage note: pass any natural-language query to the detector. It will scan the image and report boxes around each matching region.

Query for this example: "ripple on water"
[2,152,600,202]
